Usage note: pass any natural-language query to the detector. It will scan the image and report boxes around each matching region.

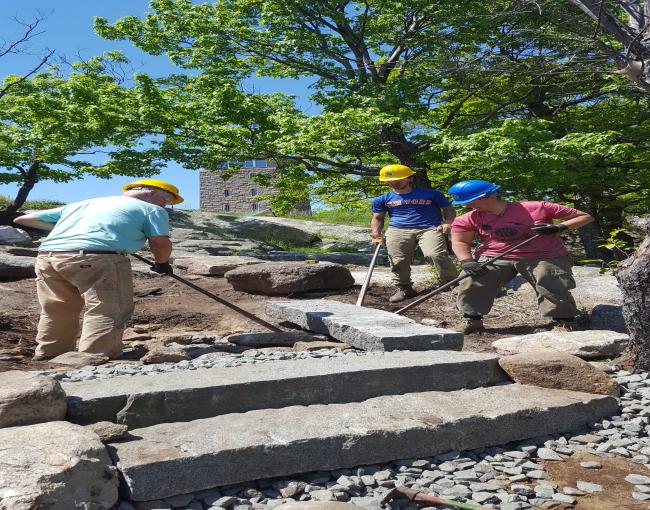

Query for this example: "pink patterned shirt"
[451,201,578,260]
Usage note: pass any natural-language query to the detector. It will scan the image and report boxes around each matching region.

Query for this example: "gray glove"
[461,260,486,276]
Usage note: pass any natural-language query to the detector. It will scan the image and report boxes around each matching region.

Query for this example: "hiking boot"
[389,285,417,303]
[31,353,54,362]
[463,318,485,334]
[552,319,576,332]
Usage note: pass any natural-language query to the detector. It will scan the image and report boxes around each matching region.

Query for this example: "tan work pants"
[456,255,578,319]
[385,227,459,286]
[34,253,134,358]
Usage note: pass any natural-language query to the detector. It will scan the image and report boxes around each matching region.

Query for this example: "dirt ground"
[0,271,556,371]
[0,272,645,509]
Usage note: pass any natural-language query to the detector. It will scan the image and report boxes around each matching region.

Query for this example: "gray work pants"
[456,255,578,319]
[385,226,459,286]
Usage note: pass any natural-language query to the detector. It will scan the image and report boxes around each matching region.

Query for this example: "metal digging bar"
[356,242,384,306]
[130,252,282,333]
[395,234,543,315]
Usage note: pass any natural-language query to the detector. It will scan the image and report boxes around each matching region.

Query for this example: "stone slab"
[63,351,505,428]
[109,384,617,501]
[265,299,463,351]
[492,330,629,360]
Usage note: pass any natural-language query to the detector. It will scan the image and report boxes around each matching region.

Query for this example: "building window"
[224,189,230,197]
[224,204,230,212]
[252,203,258,211]
[250,188,257,196]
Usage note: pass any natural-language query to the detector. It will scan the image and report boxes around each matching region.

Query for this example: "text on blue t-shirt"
[371,188,451,229]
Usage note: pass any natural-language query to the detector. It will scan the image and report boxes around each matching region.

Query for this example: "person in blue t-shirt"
[371,164,458,303]
[13,179,182,362]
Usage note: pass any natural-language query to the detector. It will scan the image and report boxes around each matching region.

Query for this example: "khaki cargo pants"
[385,226,459,286]
[456,255,578,319]
[34,253,134,359]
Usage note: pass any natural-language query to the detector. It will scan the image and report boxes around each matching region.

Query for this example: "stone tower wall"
[199,167,277,213]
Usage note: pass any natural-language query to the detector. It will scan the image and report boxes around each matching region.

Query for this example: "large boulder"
[498,350,620,396]
[0,421,118,509]
[225,261,355,295]
[0,253,35,280]
[491,330,628,360]
[0,226,33,246]
[0,371,66,428]
[173,254,263,276]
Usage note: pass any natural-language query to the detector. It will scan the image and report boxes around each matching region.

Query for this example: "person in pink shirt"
[448,180,594,334]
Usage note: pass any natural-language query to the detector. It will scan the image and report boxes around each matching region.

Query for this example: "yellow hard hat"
[378,164,416,182]
[123,179,184,205]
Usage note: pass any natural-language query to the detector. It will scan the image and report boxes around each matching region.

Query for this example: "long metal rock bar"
[130,252,282,332]
[395,234,542,315]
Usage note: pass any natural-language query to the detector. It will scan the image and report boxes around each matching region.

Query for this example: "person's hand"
[440,224,452,235]
[151,262,173,275]
[531,223,568,235]
[460,259,486,276]
[371,234,385,245]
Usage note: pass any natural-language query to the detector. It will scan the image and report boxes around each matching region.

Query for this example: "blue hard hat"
[448,180,501,205]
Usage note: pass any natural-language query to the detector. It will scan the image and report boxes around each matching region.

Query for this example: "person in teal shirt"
[14,179,183,362]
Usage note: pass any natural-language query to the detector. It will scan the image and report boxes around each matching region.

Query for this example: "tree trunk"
[380,125,431,188]
[573,193,613,260]
[616,217,650,371]
[0,160,39,225]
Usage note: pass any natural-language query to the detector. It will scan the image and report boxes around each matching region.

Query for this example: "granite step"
[265,299,463,351]
[109,384,617,501]
[63,350,506,427]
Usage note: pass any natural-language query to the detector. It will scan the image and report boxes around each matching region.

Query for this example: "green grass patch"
[278,205,370,227]
[0,195,65,210]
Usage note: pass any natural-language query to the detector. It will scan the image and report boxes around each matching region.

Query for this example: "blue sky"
[0,1,313,209]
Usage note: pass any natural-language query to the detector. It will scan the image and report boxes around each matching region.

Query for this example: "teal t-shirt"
[37,196,170,252]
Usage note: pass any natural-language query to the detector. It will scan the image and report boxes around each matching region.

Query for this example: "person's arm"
[371,211,386,243]
[148,236,172,263]
[451,229,476,261]
[559,209,594,229]
[13,213,57,231]
[531,209,594,235]
[440,205,456,234]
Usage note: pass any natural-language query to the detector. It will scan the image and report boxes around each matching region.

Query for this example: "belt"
[38,250,124,255]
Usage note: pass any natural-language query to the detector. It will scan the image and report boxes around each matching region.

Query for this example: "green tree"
[0,54,163,223]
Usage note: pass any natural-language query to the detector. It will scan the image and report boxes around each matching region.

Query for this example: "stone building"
[200,160,311,214]
[199,160,277,213]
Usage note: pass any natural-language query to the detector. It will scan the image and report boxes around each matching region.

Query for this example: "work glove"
[371,234,385,245]
[460,259,486,276]
[531,223,568,235]
[151,262,174,275]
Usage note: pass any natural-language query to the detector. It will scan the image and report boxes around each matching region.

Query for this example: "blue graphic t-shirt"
[371,188,451,229]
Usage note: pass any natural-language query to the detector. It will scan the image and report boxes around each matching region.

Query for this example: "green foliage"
[282,202,370,227]
[0,54,171,209]
[577,227,636,273]
[0,194,65,210]
[89,0,650,260]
